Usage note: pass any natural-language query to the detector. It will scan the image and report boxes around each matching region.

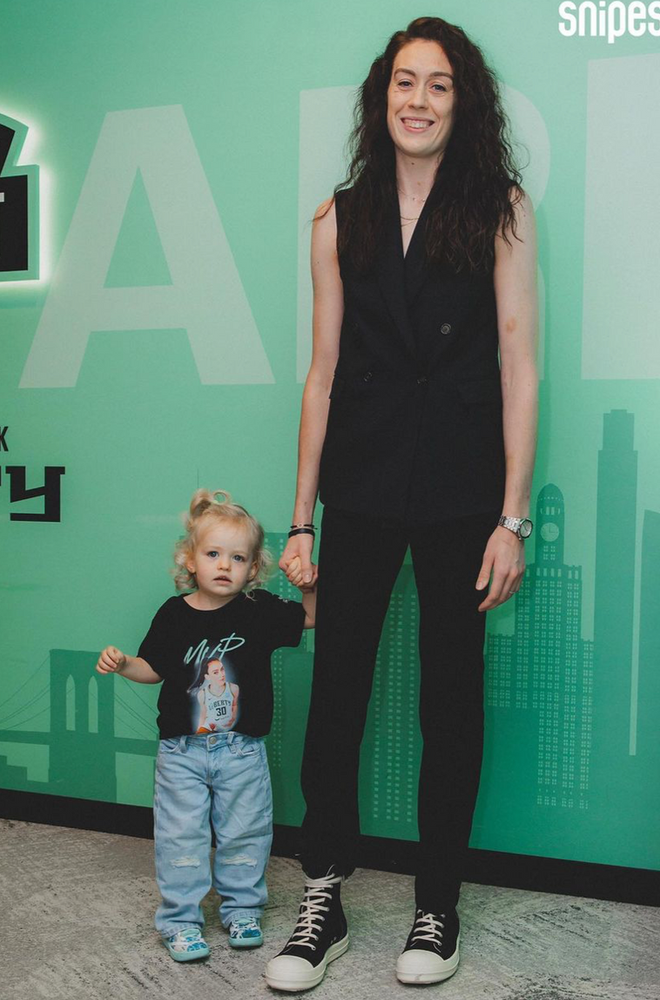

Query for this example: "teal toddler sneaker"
[228,916,263,948]
[164,926,210,961]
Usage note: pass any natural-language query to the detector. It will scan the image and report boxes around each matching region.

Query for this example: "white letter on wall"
[20,105,273,388]
[582,54,660,379]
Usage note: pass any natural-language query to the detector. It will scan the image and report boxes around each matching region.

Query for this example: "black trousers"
[300,505,499,911]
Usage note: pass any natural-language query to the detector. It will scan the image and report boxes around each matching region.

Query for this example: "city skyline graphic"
[1,409,658,864]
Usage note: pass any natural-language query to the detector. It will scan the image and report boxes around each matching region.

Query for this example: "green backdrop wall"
[1,0,659,872]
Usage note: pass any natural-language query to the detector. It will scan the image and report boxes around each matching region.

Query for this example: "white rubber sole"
[264,934,349,991]
[164,941,210,962]
[395,939,460,985]
[229,933,263,949]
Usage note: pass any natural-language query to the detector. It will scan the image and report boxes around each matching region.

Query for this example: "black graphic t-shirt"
[138,590,306,739]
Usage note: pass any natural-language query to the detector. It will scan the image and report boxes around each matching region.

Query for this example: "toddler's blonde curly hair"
[173,489,272,596]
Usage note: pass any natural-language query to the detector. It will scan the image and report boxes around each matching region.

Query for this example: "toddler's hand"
[286,555,315,593]
[96,646,127,675]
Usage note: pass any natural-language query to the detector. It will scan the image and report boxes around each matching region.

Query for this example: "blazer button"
[417,375,428,385]
[363,371,373,382]
[440,322,452,335]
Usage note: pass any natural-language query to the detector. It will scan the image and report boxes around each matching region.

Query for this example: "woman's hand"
[96,646,126,675]
[280,536,318,590]
[475,527,525,612]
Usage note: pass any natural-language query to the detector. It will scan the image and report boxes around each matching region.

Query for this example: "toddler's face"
[186,520,257,606]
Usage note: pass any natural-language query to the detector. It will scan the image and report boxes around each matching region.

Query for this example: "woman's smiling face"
[386,39,456,164]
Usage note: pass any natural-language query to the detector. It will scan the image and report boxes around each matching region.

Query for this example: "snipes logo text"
[559,1,660,42]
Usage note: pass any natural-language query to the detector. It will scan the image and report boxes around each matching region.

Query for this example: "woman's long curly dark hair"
[336,16,522,273]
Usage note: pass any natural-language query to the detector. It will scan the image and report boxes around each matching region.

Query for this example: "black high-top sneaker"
[395,907,460,985]
[264,871,348,991]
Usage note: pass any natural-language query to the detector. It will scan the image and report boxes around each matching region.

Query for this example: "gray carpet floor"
[2,819,659,1000]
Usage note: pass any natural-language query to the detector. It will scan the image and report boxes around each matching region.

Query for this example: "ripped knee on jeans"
[221,853,258,867]
[170,856,201,868]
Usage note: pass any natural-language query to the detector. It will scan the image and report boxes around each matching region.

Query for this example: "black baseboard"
[2,789,658,907]
[1,789,156,839]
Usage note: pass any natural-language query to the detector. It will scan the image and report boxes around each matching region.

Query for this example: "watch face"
[541,522,559,542]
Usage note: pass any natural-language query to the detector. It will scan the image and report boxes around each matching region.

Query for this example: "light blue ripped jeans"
[153,732,272,937]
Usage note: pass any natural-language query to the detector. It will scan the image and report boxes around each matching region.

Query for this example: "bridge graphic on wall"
[0,650,157,801]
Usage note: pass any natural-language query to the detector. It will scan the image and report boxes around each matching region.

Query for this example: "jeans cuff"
[159,922,202,940]
[221,907,263,928]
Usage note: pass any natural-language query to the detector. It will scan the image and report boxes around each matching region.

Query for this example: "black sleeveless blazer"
[318,187,505,522]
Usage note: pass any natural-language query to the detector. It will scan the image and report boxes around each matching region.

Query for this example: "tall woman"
[266,16,538,991]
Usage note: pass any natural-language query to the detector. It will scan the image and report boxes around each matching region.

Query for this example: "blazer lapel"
[404,184,439,302]
[404,218,430,303]
[375,193,418,362]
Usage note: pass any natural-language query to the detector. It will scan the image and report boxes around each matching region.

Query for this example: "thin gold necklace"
[401,198,426,219]
[397,185,428,201]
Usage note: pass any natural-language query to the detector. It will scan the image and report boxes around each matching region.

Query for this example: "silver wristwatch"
[498,515,533,540]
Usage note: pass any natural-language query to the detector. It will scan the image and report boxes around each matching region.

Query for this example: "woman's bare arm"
[496,190,539,520]
[280,198,344,584]
[476,190,539,612]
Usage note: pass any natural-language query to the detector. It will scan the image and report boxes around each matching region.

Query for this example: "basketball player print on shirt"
[184,633,246,734]
[190,658,239,733]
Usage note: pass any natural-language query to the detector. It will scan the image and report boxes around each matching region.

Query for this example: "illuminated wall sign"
[0,113,39,281]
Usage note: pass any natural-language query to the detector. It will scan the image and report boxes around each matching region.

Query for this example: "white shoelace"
[288,885,334,950]
[411,911,445,944]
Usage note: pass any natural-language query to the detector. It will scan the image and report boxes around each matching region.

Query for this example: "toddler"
[96,489,315,961]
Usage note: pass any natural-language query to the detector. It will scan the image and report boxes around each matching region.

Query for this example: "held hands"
[279,533,318,591]
[96,646,127,675]
[284,555,317,593]
[475,526,525,612]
